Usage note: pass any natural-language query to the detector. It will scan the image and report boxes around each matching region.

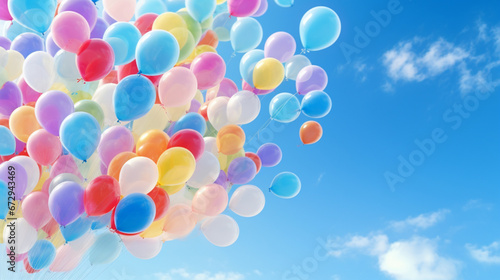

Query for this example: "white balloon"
[187,152,220,188]
[3,218,37,254]
[227,90,261,124]
[119,156,159,196]
[203,137,218,156]
[121,235,163,259]
[207,96,231,130]
[229,185,265,217]
[92,83,120,126]
[285,55,311,81]
[201,214,239,247]
[23,51,55,92]
[54,50,80,81]
[9,156,40,196]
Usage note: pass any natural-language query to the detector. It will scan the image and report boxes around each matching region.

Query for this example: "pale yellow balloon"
[69,90,93,104]
[50,230,65,249]
[140,217,167,238]
[37,229,49,240]
[0,220,5,244]
[169,27,191,48]
[0,48,24,83]
[185,45,217,63]
[152,12,187,32]
[216,0,226,4]
[218,149,245,172]
[165,102,190,122]
[253,58,285,90]
[133,104,169,137]
[194,90,204,105]
[49,82,70,93]
[33,168,50,192]
[159,184,185,195]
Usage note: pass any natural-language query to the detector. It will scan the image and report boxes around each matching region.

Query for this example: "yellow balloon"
[9,106,41,143]
[253,58,285,90]
[0,220,5,243]
[157,147,196,186]
[169,27,191,49]
[194,90,204,105]
[133,104,169,137]
[185,45,217,63]
[49,230,65,249]
[165,102,190,122]
[160,183,185,195]
[69,90,92,104]
[49,82,70,93]
[140,217,167,238]
[216,0,226,4]
[0,48,24,84]
[33,168,50,192]
[152,12,187,32]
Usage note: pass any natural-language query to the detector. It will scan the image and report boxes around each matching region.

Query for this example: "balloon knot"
[137,70,142,76]
[300,48,307,55]
[117,120,121,124]
[82,160,87,163]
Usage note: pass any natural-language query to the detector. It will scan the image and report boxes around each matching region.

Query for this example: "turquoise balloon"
[0,126,15,156]
[269,93,301,123]
[103,22,142,66]
[301,90,332,118]
[136,0,167,17]
[0,181,7,219]
[299,6,341,51]
[5,20,41,41]
[8,0,57,33]
[186,0,216,22]
[114,74,156,121]
[28,240,56,270]
[60,215,92,242]
[231,17,263,53]
[173,112,207,135]
[135,30,180,76]
[114,193,155,234]
[239,49,264,87]
[59,112,101,161]
[275,0,294,7]
[165,0,186,12]
[89,232,122,265]
[270,172,301,199]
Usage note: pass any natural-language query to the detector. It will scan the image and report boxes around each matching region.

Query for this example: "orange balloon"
[300,121,323,145]
[136,130,170,163]
[198,30,219,48]
[9,106,41,143]
[217,125,245,155]
[107,152,137,181]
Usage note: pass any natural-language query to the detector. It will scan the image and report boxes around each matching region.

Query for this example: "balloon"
[84,175,120,216]
[17,77,41,105]
[26,129,62,165]
[90,212,112,230]
[114,74,156,121]
[207,96,230,130]
[88,232,122,265]
[227,157,257,184]
[0,160,28,199]
[285,55,311,81]
[59,112,101,161]
[25,258,39,273]
[103,0,135,22]
[10,33,43,58]
[0,81,21,117]
[52,12,90,53]
[253,58,284,90]
[275,0,293,7]
[8,106,40,142]
[0,126,15,156]
[48,181,84,226]
[7,0,57,33]
[177,11,203,43]
[269,92,300,123]
[103,22,142,66]
[0,0,12,20]
[201,214,239,247]
[152,12,186,32]
[192,184,228,216]
[45,33,60,57]
[92,83,118,125]
[50,155,82,179]
[296,65,328,95]
[300,121,323,145]
[23,51,55,92]
[28,240,56,270]
[239,49,264,88]
[301,90,332,118]
[186,0,216,22]
[187,152,220,188]
[122,235,163,259]
[60,215,92,242]
[74,100,105,128]
[136,130,169,163]
[77,39,115,81]
[20,192,50,229]
[227,90,261,124]
[229,185,265,217]
[158,67,197,108]
[0,48,24,84]
[114,193,156,234]
[245,152,262,173]
[135,13,158,35]
[119,156,158,196]
[212,12,236,42]
[216,125,245,155]
[227,0,260,17]
[167,129,205,160]
[136,30,180,76]
[59,0,98,30]
[190,52,226,90]
[300,6,341,51]
[136,0,166,18]
[3,218,37,254]
[9,156,39,195]
[230,17,262,53]
[34,90,74,136]
[257,143,282,167]
[206,78,238,101]
[253,0,268,17]
[147,187,170,220]
[90,18,109,39]
[162,204,196,238]
[173,112,207,135]
[157,147,196,186]
[269,171,301,198]
[198,29,219,48]
[54,51,80,81]
[107,151,137,181]
[48,173,82,195]
[264,32,296,63]
[0,36,11,50]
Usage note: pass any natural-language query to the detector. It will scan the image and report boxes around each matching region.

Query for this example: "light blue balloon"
[231,17,263,53]
[270,172,301,199]
[186,0,216,22]
[60,215,92,242]
[173,112,207,135]
[103,22,142,66]
[59,112,101,161]
[89,232,122,265]
[165,0,186,12]
[275,0,294,7]
[28,240,56,270]
[136,30,180,76]
[8,0,57,33]
[136,0,167,17]
[214,2,228,17]
[0,180,8,219]
[90,212,111,230]
[0,126,16,156]
[4,20,41,41]
[301,90,332,118]
[300,6,341,51]
[269,93,301,123]
[212,12,236,42]
[285,55,311,81]
[114,74,156,121]
[239,49,264,87]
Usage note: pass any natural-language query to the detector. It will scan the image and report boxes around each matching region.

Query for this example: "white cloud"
[466,242,500,264]
[155,269,245,280]
[344,234,389,256]
[390,209,450,230]
[462,199,493,211]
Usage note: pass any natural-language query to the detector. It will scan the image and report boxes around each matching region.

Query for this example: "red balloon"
[24,258,40,274]
[41,218,59,238]
[167,129,205,160]
[84,175,121,216]
[117,60,162,86]
[198,101,210,121]
[245,152,262,173]
[77,39,115,81]
[134,13,158,35]
[147,187,170,221]
[102,70,118,84]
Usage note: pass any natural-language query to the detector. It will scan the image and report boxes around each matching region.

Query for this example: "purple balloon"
[35,91,75,136]
[0,81,22,117]
[256,143,282,167]
[214,170,229,189]
[296,65,328,95]
[188,99,201,113]
[103,11,117,25]
[45,33,61,57]
[227,157,257,185]
[252,0,268,17]
[0,161,27,199]
[14,138,26,154]
[264,32,296,63]
[97,126,134,167]
[100,160,108,175]
[59,0,98,30]
[0,36,11,50]
[90,18,109,39]
[165,121,177,137]
[48,181,85,226]
[50,155,83,180]
[10,33,44,58]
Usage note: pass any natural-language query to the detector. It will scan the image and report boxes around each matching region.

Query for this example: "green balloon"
[178,11,202,43]
[178,31,196,62]
[74,100,105,128]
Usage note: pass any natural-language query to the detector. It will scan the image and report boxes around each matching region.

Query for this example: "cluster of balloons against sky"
[0,0,340,273]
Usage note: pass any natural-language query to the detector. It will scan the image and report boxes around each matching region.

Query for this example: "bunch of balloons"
[0,0,340,273]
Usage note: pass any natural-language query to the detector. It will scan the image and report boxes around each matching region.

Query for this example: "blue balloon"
[165,0,186,12]
[10,33,43,58]
[270,172,301,199]
[0,180,8,219]
[59,112,101,161]
[239,49,265,87]
[212,12,236,42]
[231,17,263,53]
[269,93,301,123]
[5,20,41,41]
[89,232,122,265]
[136,0,167,17]
[0,126,16,156]
[136,30,180,76]
[275,0,294,7]
[173,112,207,135]
[60,215,92,242]
[90,212,111,230]
[28,240,56,270]
[114,193,155,234]
[186,0,216,22]
[103,22,142,66]
[301,90,332,118]
[8,0,57,33]
[300,6,341,51]
[114,74,156,121]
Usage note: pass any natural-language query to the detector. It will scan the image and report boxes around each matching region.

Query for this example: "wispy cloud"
[155,269,245,280]
[466,242,500,264]
[389,209,450,230]
[462,199,494,211]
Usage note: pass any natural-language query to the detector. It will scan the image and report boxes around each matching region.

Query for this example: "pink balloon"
[50,245,82,272]
[27,129,62,166]
[192,184,228,216]
[228,0,261,17]
[50,155,83,179]
[190,52,226,90]
[97,126,134,167]
[52,11,90,53]
[21,192,52,230]
[0,0,12,21]
[158,67,198,108]
[206,78,238,101]
[103,0,135,22]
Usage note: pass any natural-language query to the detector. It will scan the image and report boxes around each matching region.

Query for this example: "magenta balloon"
[48,181,85,226]
[27,129,62,166]
[58,0,98,30]
[97,126,135,167]
[296,65,328,95]
[0,161,27,199]
[14,138,26,155]
[190,52,226,90]
[22,192,52,229]
[0,0,12,21]
[227,157,257,185]
[252,0,268,17]
[35,91,74,136]
[228,0,261,17]
[18,77,42,105]
[0,81,22,117]
[264,32,296,63]
[50,155,83,180]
